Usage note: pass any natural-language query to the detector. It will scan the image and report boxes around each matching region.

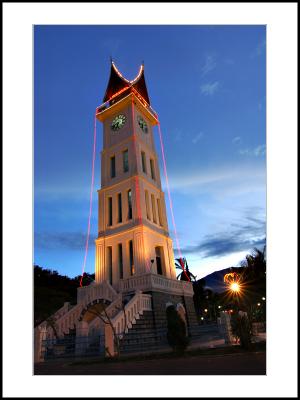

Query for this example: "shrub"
[166,305,190,354]
[230,311,252,350]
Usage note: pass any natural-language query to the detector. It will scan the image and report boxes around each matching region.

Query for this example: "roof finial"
[110,55,113,64]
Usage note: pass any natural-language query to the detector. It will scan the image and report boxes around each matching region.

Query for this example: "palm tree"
[240,246,266,294]
[238,245,266,323]
[175,258,197,282]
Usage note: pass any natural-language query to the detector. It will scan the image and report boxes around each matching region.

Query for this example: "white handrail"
[111,291,152,337]
[119,273,194,296]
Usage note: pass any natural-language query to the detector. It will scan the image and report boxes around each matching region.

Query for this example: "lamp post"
[150,259,155,273]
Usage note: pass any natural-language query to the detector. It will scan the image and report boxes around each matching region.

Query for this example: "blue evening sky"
[34,25,266,279]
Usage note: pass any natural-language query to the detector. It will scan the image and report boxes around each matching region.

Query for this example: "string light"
[111,61,144,84]
[79,110,97,287]
[94,79,187,280]
[156,119,190,281]
[131,96,151,273]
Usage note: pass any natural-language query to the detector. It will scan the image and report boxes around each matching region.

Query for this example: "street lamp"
[230,282,240,293]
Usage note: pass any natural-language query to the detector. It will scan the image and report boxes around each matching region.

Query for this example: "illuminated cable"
[157,121,190,281]
[131,96,151,273]
[80,111,97,287]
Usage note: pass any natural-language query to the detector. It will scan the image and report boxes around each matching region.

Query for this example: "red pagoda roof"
[103,61,150,105]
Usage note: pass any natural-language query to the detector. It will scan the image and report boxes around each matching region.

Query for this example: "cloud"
[177,214,266,259]
[165,164,266,197]
[251,39,266,58]
[34,181,95,202]
[232,136,241,145]
[192,132,204,144]
[173,129,183,142]
[201,55,217,76]
[239,145,266,157]
[200,81,219,96]
[35,231,95,251]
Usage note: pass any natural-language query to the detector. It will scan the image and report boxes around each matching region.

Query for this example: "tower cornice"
[96,91,158,126]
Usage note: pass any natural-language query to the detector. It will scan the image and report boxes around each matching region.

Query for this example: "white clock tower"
[95,61,177,288]
[34,62,198,361]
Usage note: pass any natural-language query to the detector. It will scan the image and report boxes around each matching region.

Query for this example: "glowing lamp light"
[218,305,221,309]
[262,297,266,301]
[257,303,261,306]
[201,317,204,320]
[230,282,240,292]
[204,309,208,313]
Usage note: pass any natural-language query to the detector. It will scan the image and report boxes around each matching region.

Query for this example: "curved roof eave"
[103,62,150,104]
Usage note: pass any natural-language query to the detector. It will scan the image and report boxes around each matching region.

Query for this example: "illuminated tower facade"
[95,62,177,288]
[34,63,199,362]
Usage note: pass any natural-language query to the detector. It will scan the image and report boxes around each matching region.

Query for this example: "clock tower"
[34,62,199,362]
[95,61,177,286]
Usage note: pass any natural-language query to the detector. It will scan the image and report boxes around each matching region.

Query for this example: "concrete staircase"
[119,311,168,354]
[189,322,223,343]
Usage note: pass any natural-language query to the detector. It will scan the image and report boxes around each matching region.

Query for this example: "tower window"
[123,149,129,173]
[118,243,123,279]
[107,246,113,285]
[145,190,150,220]
[129,240,134,275]
[151,194,157,223]
[108,197,113,226]
[117,193,122,223]
[127,189,133,220]
[110,156,116,178]
[157,198,163,226]
[150,159,155,180]
[155,246,164,276]
[141,151,147,174]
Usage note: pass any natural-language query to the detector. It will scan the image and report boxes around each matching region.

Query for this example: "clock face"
[137,116,148,133]
[111,114,126,131]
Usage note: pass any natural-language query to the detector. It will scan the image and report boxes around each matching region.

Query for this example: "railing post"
[34,325,47,363]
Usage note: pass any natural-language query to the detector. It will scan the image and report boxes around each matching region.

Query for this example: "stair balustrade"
[111,291,152,338]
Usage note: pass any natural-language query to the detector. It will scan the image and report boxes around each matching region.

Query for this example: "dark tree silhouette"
[34,265,95,327]
[166,305,189,353]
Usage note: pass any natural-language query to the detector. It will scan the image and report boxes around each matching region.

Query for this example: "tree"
[86,300,127,358]
[166,305,190,354]
[230,311,252,350]
[238,246,266,321]
[34,265,95,327]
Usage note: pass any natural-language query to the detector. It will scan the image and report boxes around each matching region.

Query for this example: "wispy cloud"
[173,129,183,142]
[239,145,266,157]
[192,132,204,144]
[165,164,266,196]
[201,55,217,76]
[251,39,266,58]
[177,213,266,259]
[200,81,219,96]
[232,136,241,145]
[34,181,93,201]
[35,231,95,251]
